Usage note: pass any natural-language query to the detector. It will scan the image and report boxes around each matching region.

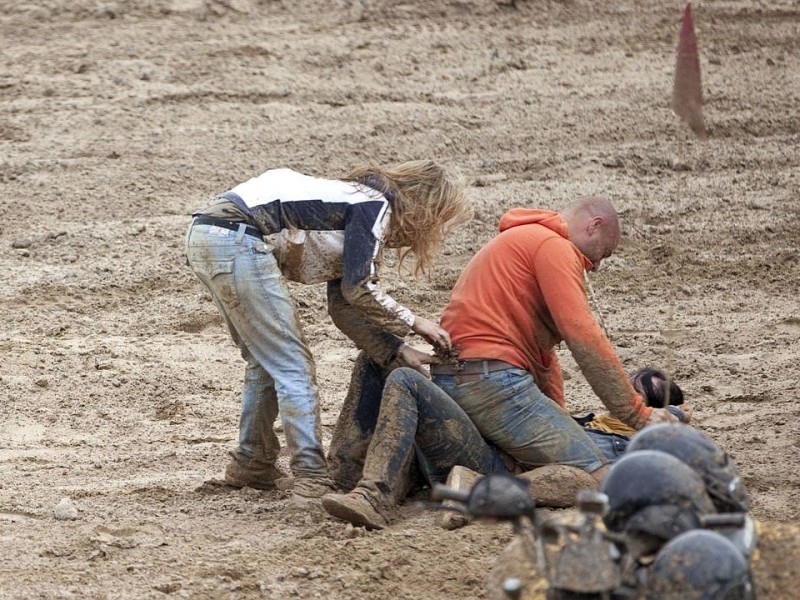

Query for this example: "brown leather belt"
[430,359,518,377]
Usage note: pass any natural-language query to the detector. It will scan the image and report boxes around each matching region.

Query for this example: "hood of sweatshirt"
[499,208,592,270]
[498,208,568,237]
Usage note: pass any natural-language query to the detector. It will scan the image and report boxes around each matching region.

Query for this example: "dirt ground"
[1,0,798,598]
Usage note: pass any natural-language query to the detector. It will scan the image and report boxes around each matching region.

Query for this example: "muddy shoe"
[291,475,337,502]
[224,457,285,490]
[321,490,388,530]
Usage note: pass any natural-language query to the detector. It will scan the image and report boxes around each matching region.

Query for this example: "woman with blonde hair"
[184,160,471,504]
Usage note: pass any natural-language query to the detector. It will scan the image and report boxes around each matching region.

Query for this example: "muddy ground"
[1,0,798,598]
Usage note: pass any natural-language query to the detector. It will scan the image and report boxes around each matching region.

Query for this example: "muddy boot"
[321,488,389,530]
[224,451,286,490]
[288,473,337,507]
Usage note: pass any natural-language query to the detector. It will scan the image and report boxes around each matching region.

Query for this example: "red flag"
[672,3,706,139]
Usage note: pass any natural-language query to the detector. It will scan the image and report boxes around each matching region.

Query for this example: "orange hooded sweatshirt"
[440,208,652,430]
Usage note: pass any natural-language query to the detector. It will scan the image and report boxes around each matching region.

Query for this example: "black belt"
[192,215,263,240]
[430,359,518,376]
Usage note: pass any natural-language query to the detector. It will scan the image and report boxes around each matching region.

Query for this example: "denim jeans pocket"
[197,258,240,309]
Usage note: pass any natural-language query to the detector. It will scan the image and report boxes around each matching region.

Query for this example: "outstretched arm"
[328,279,403,368]
[536,241,653,430]
[327,280,438,376]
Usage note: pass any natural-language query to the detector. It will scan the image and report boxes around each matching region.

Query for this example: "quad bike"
[431,472,756,600]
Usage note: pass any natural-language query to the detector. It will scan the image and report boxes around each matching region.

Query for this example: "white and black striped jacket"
[208,168,414,332]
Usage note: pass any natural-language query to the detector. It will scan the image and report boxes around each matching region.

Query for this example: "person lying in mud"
[321,365,688,530]
[579,368,690,463]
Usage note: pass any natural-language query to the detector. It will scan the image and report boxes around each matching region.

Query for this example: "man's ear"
[587,215,604,235]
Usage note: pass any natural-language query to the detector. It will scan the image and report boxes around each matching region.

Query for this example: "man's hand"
[411,316,452,352]
[396,344,440,377]
[645,407,680,427]
[675,404,694,423]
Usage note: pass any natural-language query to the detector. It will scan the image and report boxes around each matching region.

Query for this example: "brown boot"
[224,453,285,490]
[321,489,389,530]
[291,474,337,502]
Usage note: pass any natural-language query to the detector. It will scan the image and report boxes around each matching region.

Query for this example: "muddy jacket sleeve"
[340,202,415,332]
[535,239,653,429]
[327,279,405,368]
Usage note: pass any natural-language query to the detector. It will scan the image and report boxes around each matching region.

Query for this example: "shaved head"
[560,196,621,271]
[563,196,619,226]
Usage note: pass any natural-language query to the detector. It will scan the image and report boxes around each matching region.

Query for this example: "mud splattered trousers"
[433,367,607,473]
[184,218,328,478]
[353,367,509,507]
[327,352,392,492]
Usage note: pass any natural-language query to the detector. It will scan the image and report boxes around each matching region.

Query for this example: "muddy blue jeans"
[327,352,391,491]
[357,368,508,505]
[184,219,327,477]
[433,367,607,473]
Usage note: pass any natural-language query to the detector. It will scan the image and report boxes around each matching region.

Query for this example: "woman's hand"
[411,316,452,352]
[396,344,440,377]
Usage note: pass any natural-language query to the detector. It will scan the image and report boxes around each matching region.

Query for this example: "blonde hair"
[345,160,472,275]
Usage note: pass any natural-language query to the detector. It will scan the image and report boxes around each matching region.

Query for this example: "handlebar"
[431,483,470,504]
[701,513,747,528]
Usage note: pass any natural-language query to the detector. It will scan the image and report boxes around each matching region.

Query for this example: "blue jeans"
[327,351,391,491]
[577,404,690,464]
[584,429,630,463]
[358,368,508,505]
[185,219,327,477]
[433,368,606,473]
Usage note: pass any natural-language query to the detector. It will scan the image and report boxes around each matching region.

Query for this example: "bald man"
[431,197,676,483]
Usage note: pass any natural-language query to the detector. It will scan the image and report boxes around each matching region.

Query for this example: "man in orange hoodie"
[319,197,682,528]
[431,196,677,482]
